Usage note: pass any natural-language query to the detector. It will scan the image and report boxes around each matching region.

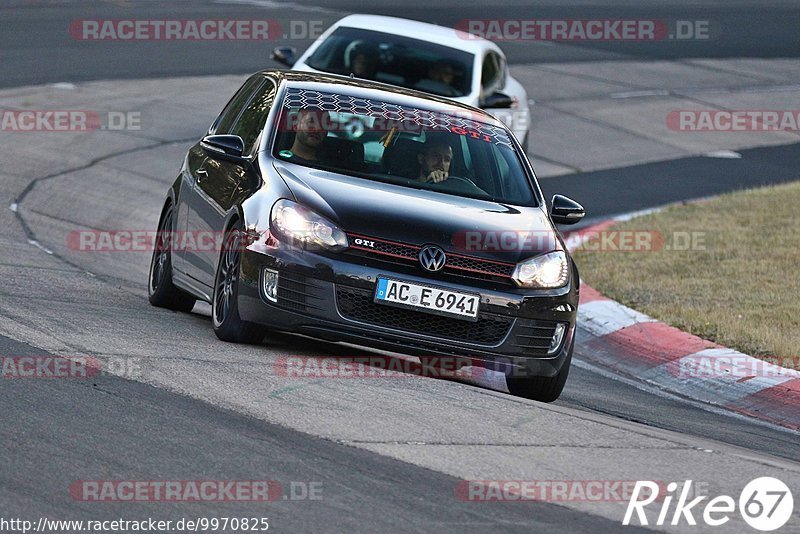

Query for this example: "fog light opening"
[262,269,279,302]
[548,323,567,354]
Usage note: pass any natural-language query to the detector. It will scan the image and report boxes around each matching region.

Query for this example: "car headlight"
[512,251,569,289]
[270,199,348,250]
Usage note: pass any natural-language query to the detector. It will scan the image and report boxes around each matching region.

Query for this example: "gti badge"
[353,238,376,248]
[419,245,446,272]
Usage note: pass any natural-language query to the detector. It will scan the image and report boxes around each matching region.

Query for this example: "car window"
[272,88,536,206]
[488,141,527,200]
[496,53,508,91]
[213,75,265,135]
[481,52,503,95]
[228,80,277,154]
[306,27,474,98]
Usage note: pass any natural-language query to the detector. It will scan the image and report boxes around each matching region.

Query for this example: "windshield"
[306,27,474,98]
[271,88,536,206]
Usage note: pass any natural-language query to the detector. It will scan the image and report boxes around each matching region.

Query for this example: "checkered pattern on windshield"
[282,88,514,150]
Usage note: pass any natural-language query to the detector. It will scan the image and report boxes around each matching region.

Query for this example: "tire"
[212,221,265,344]
[505,344,572,403]
[148,202,196,312]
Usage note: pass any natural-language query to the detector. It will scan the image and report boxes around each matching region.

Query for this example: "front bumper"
[238,242,577,377]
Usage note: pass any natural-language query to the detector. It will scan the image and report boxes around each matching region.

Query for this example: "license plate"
[374,278,479,321]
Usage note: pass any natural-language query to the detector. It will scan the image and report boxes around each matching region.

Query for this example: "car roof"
[261,70,506,128]
[329,14,500,55]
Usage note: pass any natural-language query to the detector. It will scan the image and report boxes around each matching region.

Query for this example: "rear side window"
[228,81,277,153]
[481,52,504,95]
[213,75,265,135]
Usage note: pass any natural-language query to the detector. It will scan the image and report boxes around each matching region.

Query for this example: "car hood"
[273,161,561,263]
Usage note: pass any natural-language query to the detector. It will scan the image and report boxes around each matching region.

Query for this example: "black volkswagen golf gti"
[149,70,585,402]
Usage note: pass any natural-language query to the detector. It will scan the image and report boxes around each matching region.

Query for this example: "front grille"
[445,254,515,277]
[276,270,323,312]
[335,285,513,345]
[370,240,418,261]
[347,233,516,284]
[512,320,559,355]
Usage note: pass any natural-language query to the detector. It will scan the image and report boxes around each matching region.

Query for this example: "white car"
[272,14,531,150]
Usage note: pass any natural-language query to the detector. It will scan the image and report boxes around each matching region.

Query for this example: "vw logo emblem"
[419,245,446,272]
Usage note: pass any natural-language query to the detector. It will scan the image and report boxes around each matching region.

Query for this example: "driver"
[417,135,454,183]
[415,61,460,97]
[428,61,457,87]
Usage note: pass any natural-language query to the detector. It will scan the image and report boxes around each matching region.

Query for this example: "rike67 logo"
[624,478,794,531]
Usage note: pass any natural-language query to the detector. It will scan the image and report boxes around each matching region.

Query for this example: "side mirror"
[201,135,245,159]
[550,195,585,225]
[481,92,514,109]
[271,46,297,67]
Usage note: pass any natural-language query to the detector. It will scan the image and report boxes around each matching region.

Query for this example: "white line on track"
[571,356,799,435]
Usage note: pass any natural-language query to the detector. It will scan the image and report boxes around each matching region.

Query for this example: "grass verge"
[573,181,800,361]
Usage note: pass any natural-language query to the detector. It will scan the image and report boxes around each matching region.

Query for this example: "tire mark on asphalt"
[9,137,197,290]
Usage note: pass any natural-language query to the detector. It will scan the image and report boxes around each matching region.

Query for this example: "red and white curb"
[566,217,800,431]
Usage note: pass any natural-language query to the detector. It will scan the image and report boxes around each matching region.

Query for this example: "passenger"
[417,135,454,183]
[348,43,379,79]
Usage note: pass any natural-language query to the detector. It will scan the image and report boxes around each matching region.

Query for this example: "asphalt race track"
[2,0,799,88]
[1,1,799,532]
